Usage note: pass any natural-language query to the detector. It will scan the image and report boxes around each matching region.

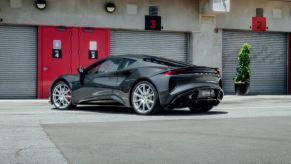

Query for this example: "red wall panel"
[37,26,110,98]
[78,28,110,68]
[71,27,80,74]
[39,26,73,98]
[37,26,43,98]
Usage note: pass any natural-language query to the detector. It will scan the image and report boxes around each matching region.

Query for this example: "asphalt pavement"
[0,96,290,164]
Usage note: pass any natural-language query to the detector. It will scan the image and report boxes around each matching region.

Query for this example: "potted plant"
[234,43,251,95]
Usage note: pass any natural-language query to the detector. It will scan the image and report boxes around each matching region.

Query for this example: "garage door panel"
[0,26,37,98]
[111,31,188,62]
[223,30,287,95]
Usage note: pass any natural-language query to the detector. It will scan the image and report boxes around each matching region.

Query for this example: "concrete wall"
[192,15,223,70]
[196,0,291,71]
[0,0,199,32]
[216,0,291,32]
[0,0,225,70]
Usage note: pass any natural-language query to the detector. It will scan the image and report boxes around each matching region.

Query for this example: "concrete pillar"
[192,15,223,71]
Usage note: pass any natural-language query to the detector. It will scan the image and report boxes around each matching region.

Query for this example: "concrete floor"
[0,96,291,164]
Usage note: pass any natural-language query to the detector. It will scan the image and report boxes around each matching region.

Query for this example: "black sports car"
[49,55,224,115]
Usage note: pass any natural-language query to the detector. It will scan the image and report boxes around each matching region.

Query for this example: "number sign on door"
[145,15,162,31]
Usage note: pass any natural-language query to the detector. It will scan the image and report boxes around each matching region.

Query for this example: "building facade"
[0,0,290,98]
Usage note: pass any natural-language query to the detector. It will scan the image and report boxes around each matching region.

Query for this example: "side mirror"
[77,67,85,74]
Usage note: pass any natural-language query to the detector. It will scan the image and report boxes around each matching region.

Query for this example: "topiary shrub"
[234,43,251,84]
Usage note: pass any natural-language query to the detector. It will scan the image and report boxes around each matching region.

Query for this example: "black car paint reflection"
[50,55,224,115]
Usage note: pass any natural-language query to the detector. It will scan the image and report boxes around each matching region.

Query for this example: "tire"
[189,105,213,113]
[51,81,76,110]
[131,81,161,115]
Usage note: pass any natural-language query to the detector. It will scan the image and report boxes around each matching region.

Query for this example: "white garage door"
[0,26,37,98]
[111,30,189,62]
[223,30,287,95]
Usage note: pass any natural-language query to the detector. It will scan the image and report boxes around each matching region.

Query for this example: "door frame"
[222,29,289,95]
[288,33,291,94]
[37,26,43,98]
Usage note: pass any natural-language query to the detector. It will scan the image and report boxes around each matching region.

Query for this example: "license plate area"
[198,89,215,98]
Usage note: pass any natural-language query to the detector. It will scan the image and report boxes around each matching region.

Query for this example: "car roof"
[109,54,154,60]
[108,54,192,67]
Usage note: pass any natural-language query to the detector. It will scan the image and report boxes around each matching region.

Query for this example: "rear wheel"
[51,81,75,110]
[189,105,213,113]
[131,81,161,115]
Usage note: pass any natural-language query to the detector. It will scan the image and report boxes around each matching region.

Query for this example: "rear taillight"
[163,67,220,76]
[163,68,188,75]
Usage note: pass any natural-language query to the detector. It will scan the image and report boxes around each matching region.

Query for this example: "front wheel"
[51,81,75,110]
[189,105,213,113]
[131,81,161,115]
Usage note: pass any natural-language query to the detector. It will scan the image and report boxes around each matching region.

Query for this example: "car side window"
[118,59,136,70]
[88,58,122,74]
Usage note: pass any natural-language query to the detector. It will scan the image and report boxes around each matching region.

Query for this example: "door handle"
[43,67,48,71]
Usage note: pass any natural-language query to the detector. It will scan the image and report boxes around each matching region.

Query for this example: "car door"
[113,58,137,93]
[76,58,122,102]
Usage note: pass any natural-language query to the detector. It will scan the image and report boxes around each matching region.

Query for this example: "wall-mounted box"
[10,0,23,8]
[200,0,230,16]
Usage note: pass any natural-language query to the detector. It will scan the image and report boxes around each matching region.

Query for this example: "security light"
[35,0,47,10]
[105,2,116,13]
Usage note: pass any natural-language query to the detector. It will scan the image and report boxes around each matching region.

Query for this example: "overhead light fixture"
[105,2,116,13]
[35,0,47,10]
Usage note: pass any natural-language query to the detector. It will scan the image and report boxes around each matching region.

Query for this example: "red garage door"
[38,26,110,98]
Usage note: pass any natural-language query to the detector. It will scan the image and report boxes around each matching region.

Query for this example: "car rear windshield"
[143,57,191,67]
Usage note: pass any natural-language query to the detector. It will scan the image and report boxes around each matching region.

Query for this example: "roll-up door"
[0,26,37,98]
[223,30,287,95]
[111,30,188,62]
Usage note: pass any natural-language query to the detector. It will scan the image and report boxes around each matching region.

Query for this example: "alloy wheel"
[132,83,155,114]
[52,82,72,109]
